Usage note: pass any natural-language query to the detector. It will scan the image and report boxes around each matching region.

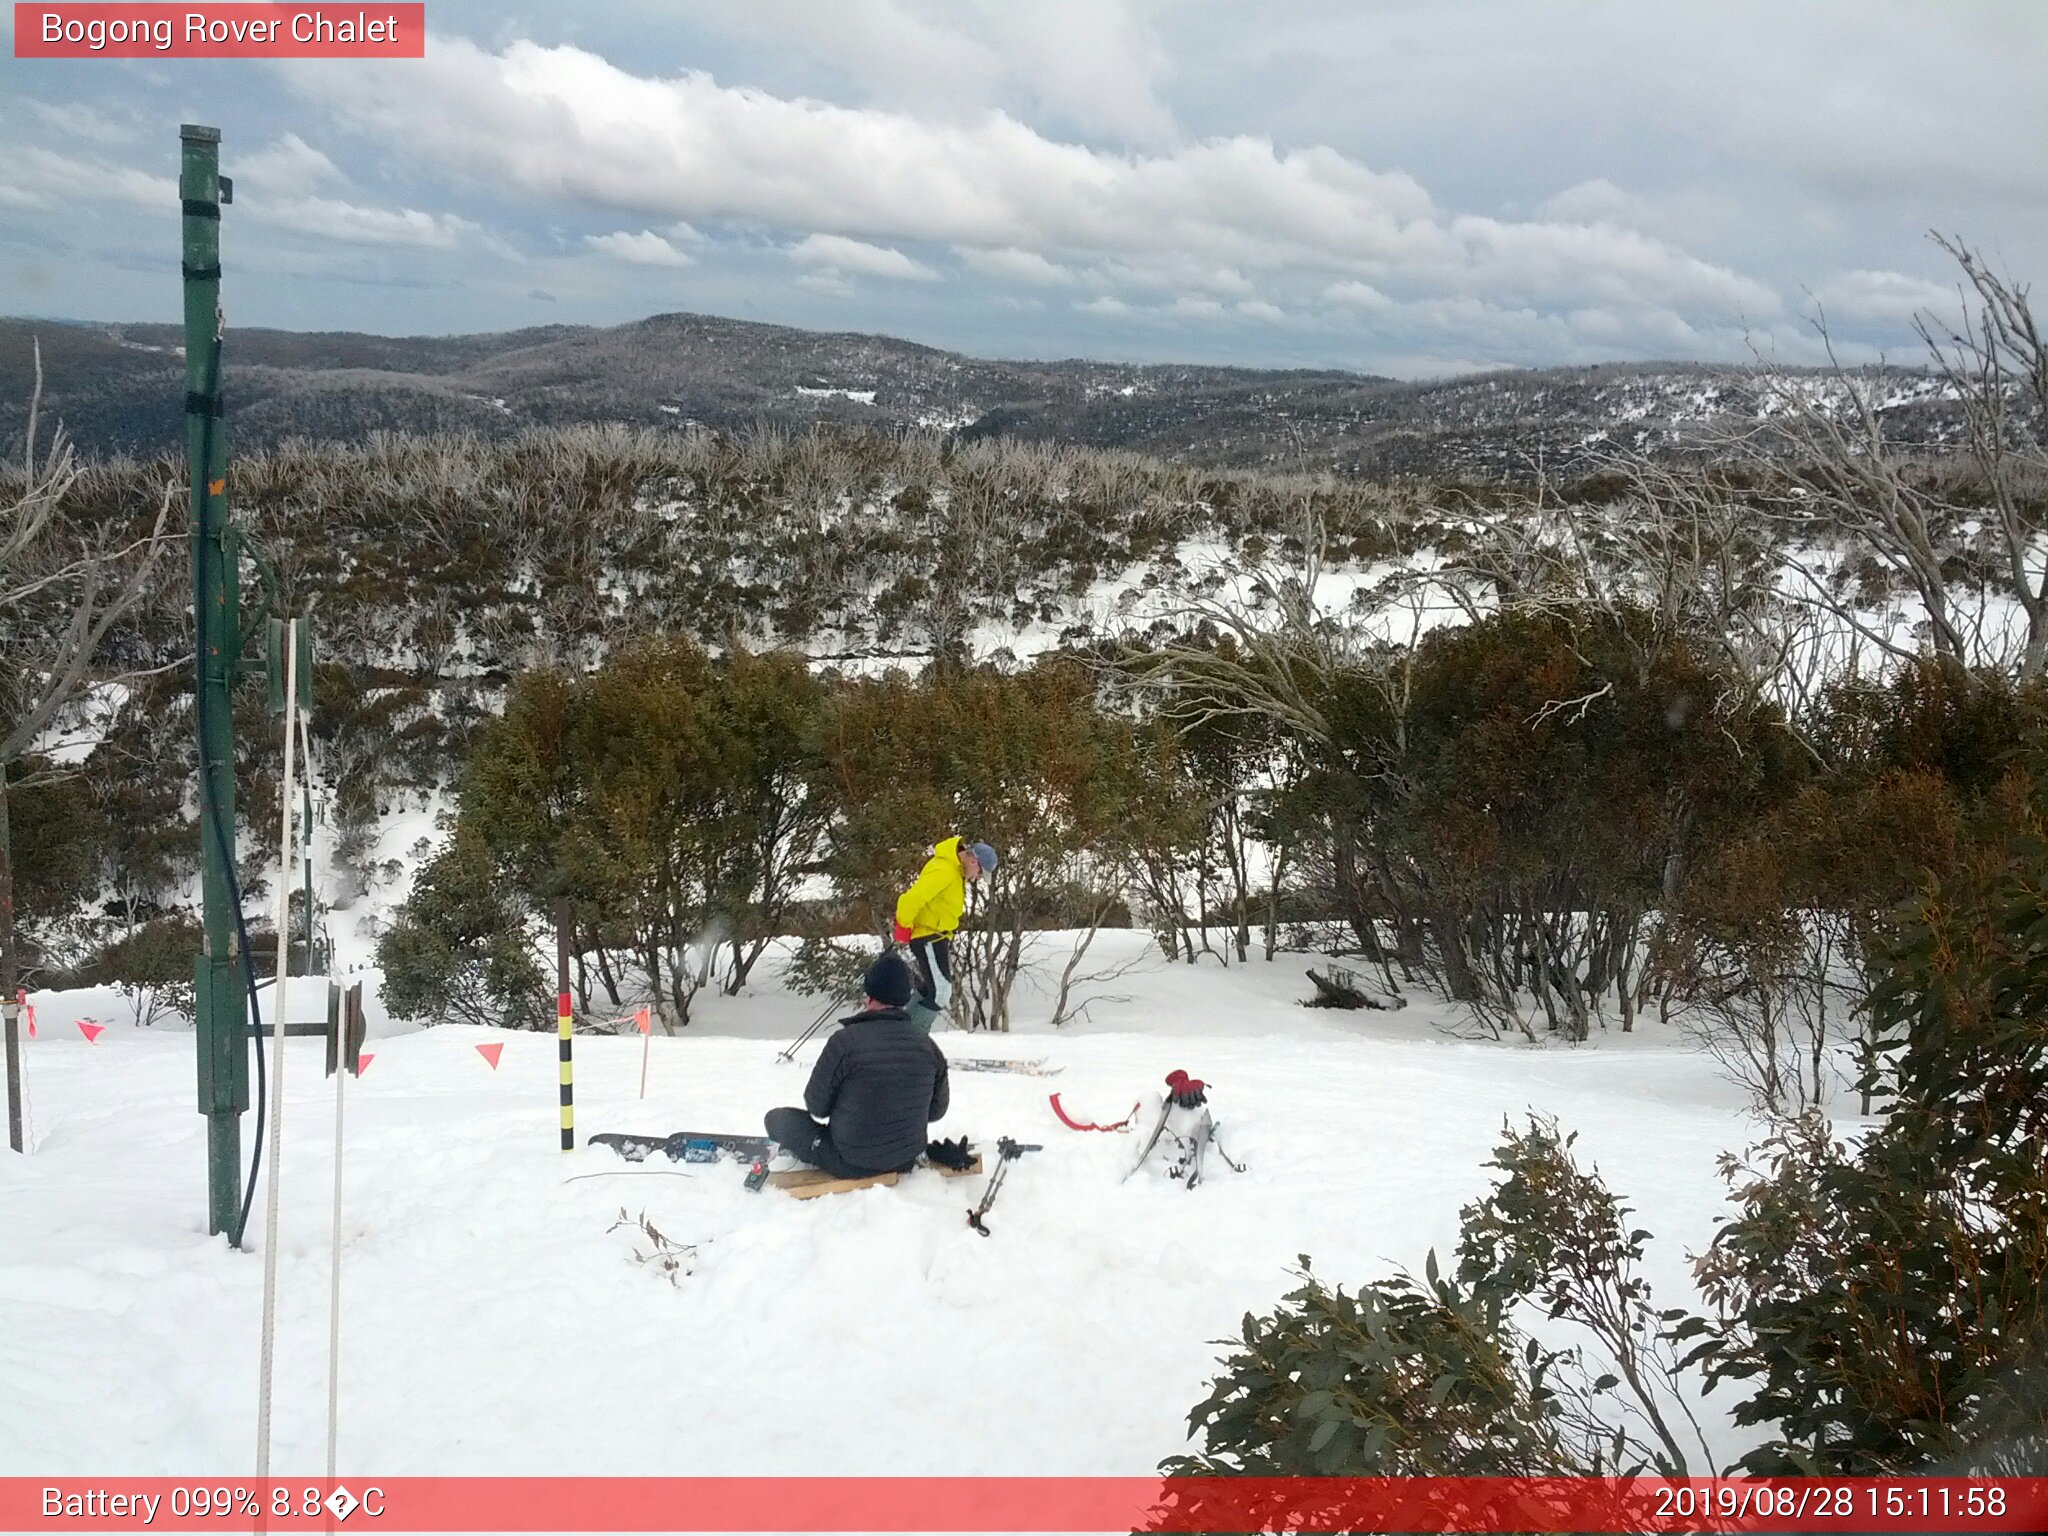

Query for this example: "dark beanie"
[864,952,914,1008]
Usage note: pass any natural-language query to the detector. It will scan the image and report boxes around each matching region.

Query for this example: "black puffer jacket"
[805,1007,950,1173]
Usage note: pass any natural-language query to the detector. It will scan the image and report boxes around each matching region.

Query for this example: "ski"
[1180,1112,1213,1188]
[949,1058,1063,1076]
[1170,1113,1247,1189]
[1209,1125,1247,1178]
[1121,1101,1173,1182]
[589,1131,774,1163]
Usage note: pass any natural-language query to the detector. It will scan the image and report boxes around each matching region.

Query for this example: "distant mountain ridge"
[0,310,1946,478]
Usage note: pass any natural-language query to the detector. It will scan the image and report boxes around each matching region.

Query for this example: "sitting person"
[764,953,950,1178]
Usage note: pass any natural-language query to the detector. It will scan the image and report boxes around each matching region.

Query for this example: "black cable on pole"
[189,338,273,1252]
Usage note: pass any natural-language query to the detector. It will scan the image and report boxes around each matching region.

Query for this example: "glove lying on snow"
[926,1136,976,1170]
[1165,1069,1208,1109]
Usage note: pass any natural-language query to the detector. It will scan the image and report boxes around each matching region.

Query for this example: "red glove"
[1165,1069,1208,1108]
[892,922,914,945]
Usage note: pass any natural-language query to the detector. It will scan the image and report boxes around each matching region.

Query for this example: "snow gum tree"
[825,657,1147,1030]
[380,636,833,1029]
[1688,804,2048,1473]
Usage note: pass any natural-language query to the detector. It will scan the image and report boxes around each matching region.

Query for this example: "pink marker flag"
[78,1021,105,1044]
[476,1041,504,1070]
[356,1053,374,1076]
[25,999,35,1040]
[636,1006,652,1035]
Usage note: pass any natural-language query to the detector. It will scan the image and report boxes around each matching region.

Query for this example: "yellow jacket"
[895,837,968,939]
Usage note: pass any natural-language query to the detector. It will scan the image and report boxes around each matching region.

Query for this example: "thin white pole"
[256,618,299,1485]
[325,1018,344,1477]
[306,702,346,1482]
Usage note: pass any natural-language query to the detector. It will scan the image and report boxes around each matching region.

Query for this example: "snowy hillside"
[3,311,1955,478]
[2,934,1771,1477]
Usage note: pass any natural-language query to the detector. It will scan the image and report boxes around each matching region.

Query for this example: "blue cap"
[967,841,999,874]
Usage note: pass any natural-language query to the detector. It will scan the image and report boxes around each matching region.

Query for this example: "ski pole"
[967,1137,1040,1236]
[775,992,844,1064]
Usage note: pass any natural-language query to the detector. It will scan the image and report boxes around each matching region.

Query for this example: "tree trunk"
[593,942,623,1008]
[1264,849,1287,962]
[1430,909,1482,1002]
[1049,903,1109,1027]
[572,936,591,1014]
[729,933,772,993]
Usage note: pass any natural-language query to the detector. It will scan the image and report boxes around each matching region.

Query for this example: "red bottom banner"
[6,1476,2047,1533]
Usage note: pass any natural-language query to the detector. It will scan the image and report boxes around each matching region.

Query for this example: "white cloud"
[586,229,696,268]
[216,133,492,253]
[789,233,936,281]
[1812,268,1961,328]
[237,133,349,194]
[290,36,1785,343]
[16,146,172,210]
[982,0,1174,145]
[955,245,1070,284]
[1075,296,1131,316]
[1236,299,1286,324]
[687,0,1175,145]
[1325,279,1392,311]
[19,97,146,147]
[1536,178,1645,228]
[258,196,480,250]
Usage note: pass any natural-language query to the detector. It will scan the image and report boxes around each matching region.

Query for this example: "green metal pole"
[182,124,247,1239]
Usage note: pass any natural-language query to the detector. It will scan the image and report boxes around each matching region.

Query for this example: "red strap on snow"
[1048,1093,1141,1132]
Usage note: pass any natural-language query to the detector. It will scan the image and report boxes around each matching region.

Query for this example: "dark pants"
[765,1106,889,1179]
[908,935,951,1009]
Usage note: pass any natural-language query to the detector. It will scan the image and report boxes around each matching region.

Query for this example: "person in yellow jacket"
[891,836,999,1014]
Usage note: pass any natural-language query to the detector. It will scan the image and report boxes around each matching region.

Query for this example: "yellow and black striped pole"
[555,902,574,1151]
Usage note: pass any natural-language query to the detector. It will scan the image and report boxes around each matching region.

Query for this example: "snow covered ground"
[2,934,1766,1477]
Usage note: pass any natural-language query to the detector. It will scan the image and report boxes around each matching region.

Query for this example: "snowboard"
[589,1131,773,1164]
[948,1057,1064,1076]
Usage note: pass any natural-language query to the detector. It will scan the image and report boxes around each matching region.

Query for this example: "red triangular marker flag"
[636,1006,652,1035]
[78,1021,105,1044]
[355,1053,374,1076]
[476,1041,504,1070]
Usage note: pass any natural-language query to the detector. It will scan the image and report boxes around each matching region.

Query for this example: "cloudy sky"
[2,0,2044,376]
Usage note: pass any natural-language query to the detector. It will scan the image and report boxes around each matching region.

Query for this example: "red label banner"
[14,5,426,59]
[3,1477,2046,1533]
